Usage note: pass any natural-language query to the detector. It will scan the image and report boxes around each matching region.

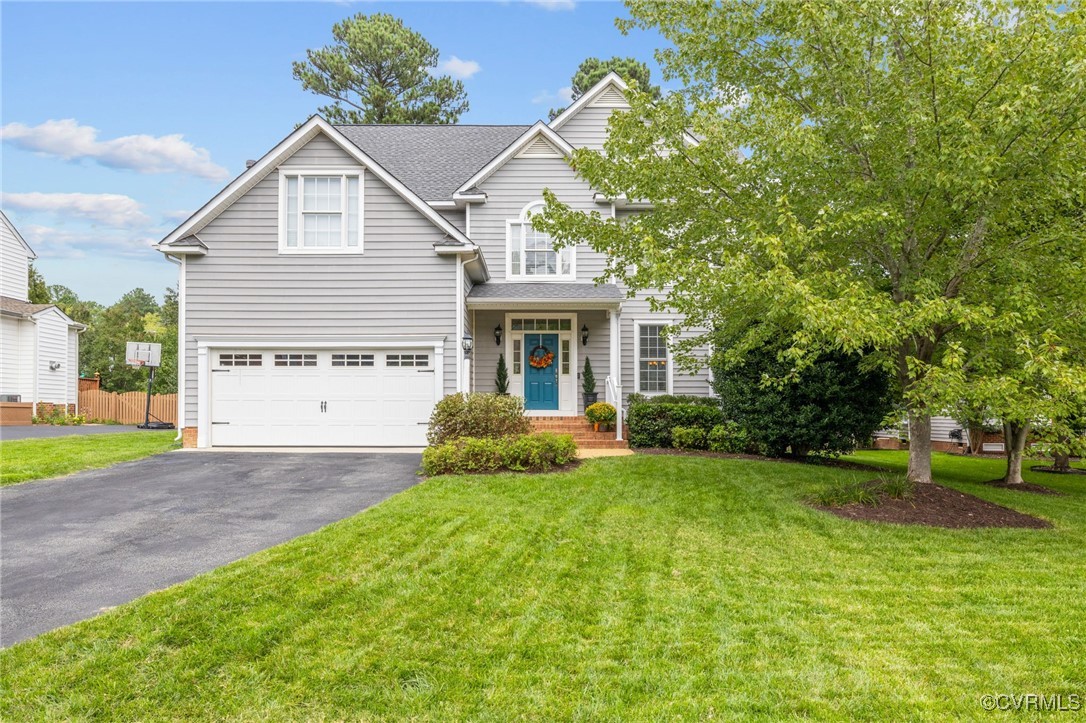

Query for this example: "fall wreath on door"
[528,345,555,369]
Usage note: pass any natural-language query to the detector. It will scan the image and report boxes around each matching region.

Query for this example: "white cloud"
[438,56,481,80]
[1,119,229,181]
[162,209,194,223]
[526,0,576,10]
[1,192,150,227]
[531,87,574,105]
[20,224,158,259]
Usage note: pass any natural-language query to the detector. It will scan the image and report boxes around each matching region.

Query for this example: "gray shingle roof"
[335,125,531,201]
[468,283,623,301]
[0,295,54,316]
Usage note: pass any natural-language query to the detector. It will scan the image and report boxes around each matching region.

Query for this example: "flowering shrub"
[585,402,617,425]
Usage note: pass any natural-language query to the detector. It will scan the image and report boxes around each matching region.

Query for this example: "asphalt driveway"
[0,451,421,647]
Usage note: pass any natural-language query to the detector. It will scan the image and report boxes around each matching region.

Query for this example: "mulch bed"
[980,479,1063,496]
[636,448,883,472]
[817,482,1051,529]
[1030,465,1086,476]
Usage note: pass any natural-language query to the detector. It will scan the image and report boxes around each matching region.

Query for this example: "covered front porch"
[465,283,623,419]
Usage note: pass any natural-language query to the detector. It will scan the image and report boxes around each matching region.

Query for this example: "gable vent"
[592,85,629,108]
[517,135,563,158]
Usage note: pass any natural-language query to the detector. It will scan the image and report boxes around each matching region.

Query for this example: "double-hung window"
[507,202,573,279]
[280,171,363,253]
[637,323,671,394]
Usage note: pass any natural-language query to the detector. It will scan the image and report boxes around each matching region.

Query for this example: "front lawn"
[0,431,179,486]
[2,452,1084,719]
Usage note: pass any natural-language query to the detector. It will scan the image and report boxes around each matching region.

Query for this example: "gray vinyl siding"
[182,132,459,422]
[470,309,503,394]
[473,156,609,283]
[1,216,30,301]
[556,104,625,151]
[440,209,466,233]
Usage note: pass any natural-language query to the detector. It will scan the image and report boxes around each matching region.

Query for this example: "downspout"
[456,253,464,393]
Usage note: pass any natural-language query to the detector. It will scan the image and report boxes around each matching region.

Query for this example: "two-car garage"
[205,345,440,447]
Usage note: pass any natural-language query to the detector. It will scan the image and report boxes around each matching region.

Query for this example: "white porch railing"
[604,375,624,442]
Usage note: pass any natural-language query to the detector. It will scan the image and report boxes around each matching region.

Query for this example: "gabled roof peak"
[549,71,630,131]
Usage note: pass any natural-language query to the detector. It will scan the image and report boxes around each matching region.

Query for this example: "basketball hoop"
[124,341,175,430]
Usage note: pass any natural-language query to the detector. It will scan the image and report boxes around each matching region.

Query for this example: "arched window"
[507,201,573,279]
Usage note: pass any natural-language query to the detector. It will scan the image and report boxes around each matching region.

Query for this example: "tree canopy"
[537,0,1086,483]
[549,56,661,120]
[293,12,468,124]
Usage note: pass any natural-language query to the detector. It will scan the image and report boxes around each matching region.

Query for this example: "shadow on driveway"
[1,451,421,647]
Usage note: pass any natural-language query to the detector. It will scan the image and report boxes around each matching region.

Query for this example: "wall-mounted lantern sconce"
[494,324,503,346]
[461,334,474,354]
[580,324,589,346]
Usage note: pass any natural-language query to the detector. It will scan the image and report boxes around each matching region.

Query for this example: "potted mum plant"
[585,401,617,432]
[582,357,598,407]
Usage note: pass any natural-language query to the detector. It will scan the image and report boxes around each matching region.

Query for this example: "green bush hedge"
[627,403,724,448]
[671,426,708,450]
[626,393,719,407]
[422,433,578,475]
[427,393,531,446]
[707,422,753,454]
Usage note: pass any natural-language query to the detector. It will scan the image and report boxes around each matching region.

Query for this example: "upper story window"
[279,170,363,254]
[506,201,573,280]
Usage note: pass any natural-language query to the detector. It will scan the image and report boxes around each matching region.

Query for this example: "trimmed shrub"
[422,432,577,475]
[627,403,724,448]
[707,422,751,454]
[427,393,531,446]
[671,426,707,450]
[585,402,617,425]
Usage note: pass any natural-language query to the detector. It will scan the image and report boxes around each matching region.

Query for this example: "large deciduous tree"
[537,0,1086,483]
[293,12,468,125]
[549,56,661,120]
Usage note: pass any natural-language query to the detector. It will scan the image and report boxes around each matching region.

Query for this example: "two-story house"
[157,73,713,448]
[0,211,85,424]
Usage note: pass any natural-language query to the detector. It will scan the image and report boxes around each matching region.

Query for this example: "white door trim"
[503,313,577,416]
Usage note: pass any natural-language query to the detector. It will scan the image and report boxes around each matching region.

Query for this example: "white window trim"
[506,201,575,281]
[634,320,673,395]
[278,168,364,255]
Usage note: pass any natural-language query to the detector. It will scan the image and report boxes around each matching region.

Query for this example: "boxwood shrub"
[671,426,708,450]
[627,402,724,448]
[422,432,577,475]
[427,393,531,446]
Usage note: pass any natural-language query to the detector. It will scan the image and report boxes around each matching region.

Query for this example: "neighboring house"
[157,73,714,449]
[0,211,85,422]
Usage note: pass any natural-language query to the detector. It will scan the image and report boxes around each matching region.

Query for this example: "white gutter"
[165,255,184,441]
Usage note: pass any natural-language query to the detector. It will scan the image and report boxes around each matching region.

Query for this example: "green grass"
[0,431,179,486]
[2,452,1084,720]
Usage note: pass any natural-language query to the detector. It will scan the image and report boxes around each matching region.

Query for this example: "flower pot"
[593,422,600,432]
[583,392,598,407]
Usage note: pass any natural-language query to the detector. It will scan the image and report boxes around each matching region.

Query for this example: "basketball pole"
[143,364,154,428]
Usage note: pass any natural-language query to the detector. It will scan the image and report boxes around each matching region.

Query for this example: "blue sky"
[1,0,669,304]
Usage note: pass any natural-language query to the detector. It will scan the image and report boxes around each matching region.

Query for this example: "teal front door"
[524,333,559,410]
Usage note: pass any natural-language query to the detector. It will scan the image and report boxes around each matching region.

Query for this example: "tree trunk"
[966,425,985,455]
[1002,421,1031,485]
[907,412,934,484]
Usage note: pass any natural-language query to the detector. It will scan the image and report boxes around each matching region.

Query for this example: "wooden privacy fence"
[79,390,177,425]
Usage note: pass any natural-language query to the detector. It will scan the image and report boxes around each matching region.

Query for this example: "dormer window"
[279,170,363,254]
[506,201,574,280]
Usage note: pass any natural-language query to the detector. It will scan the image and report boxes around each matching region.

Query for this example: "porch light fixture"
[494,324,503,346]
[581,324,589,346]
[461,334,474,353]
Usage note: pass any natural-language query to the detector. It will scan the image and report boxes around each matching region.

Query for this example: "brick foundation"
[35,402,77,418]
[872,437,907,450]
[182,427,198,448]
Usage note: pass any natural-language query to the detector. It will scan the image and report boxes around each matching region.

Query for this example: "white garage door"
[210,349,435,446]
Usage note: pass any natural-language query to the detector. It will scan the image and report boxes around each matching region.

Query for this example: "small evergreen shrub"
[495,353,510,395]
[585,402,616,425]
[422,433,577,475]
[427,393,531,445]
[582,357,596,396]
[811,476,915,507]
[671,426,707,450]
[707,422,752,454]
[627,403,724,448]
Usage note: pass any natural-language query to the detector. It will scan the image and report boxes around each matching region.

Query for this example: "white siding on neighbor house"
[1,216,30,301]
[0,316,28,398]
[68,328,79,408]
[182,132,461,423]
[34,309,73,405]
[473,155,609,283]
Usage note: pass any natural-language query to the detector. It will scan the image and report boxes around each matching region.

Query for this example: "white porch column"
[610,308,623,441]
